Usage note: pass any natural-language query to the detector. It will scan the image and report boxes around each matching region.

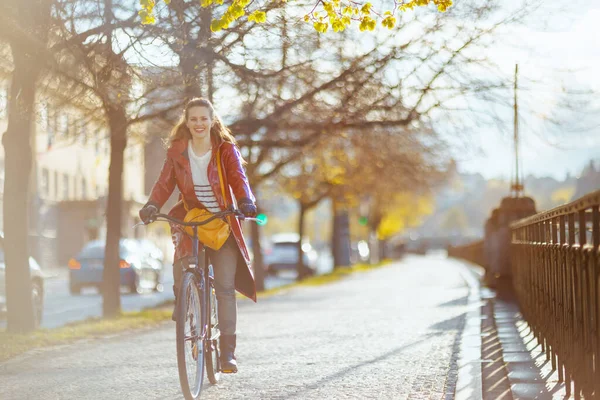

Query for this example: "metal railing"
[447,240,485,267]
[511,190,600,399]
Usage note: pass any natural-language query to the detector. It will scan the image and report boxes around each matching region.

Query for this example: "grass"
[300,260,391,286]
[1,259,392,363]
[0,306,173,363]
[251,259,392,298]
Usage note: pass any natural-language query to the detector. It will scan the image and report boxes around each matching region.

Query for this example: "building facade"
[0,68,147,268]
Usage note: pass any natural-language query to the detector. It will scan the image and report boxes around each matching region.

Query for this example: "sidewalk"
[478,284,570,399]
[1,255,473,399]
[0,255,571,399]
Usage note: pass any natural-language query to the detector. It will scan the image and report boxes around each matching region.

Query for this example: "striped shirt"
[188,143,221,213]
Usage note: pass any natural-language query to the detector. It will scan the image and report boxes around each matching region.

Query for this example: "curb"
[454,260,483,400]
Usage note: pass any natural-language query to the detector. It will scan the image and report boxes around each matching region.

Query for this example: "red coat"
[145,138,257,301]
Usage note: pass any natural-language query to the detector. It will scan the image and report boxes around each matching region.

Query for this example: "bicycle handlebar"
[143,207,262,227]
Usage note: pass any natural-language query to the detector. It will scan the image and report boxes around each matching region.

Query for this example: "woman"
[139,98,257,373]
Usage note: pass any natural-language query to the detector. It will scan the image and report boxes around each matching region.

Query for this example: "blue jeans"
[206,235,238,335]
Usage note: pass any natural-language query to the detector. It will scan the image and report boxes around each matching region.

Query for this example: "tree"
[277,139,339,279]
[1,0,53,332]
[131,0,550,284]
[439,206,468,235]
[140,0,453,33]
[202,0,498,270]
[52,0,177,316]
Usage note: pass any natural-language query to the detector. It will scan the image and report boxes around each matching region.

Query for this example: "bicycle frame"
[185,225,216,345]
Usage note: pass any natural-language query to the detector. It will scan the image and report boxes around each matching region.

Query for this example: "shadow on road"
[280,332,445,399]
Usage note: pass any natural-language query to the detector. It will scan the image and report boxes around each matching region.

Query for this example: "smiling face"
[185,106,212,142]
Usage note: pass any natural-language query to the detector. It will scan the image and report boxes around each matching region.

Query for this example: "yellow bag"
[183,148,230,250]
[184,208,230,250]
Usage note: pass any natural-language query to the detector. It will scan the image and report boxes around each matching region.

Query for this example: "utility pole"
[511,64,524,197]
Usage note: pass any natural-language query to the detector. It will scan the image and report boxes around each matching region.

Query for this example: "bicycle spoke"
[185,286,201,382]
[177,276,205,399]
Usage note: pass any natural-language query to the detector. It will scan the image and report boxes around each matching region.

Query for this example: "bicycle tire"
[205,270,221,384]
[176,271,205,400]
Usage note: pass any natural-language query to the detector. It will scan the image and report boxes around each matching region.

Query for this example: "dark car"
[69,239,162,295]
[263,233,318,277]
[0,233,44,327]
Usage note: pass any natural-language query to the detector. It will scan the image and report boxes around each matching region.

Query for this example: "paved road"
[1,254,473,399]
[40,268,176,328]
[1,264,176,330]
[1,252,334,330]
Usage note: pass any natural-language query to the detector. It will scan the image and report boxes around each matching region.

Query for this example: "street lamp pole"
[511,64,524,197]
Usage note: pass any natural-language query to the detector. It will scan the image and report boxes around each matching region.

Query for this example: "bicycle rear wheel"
[205,267,221,384]
[176,271,206,400]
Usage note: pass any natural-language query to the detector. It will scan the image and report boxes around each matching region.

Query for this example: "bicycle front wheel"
[205,268,221,384]
[176,271,206,400]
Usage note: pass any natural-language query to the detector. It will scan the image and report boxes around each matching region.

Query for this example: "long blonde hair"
[167,98,239,149]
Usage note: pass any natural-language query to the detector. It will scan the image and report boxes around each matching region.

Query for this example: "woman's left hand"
[238,199,257,217]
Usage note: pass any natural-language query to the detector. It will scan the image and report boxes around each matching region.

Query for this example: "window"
[0,84,7,119]
[95,129,101,155]
[61,113,69,137]
[39,102,48,131]
[78,119,87,145]
[40,168,49,197]
[53,170,58,199]
[47,108,56,149]
[81,177,87,199]
[66,114,73,137]
[62,173,69,200]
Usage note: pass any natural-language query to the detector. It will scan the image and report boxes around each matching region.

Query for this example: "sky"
[455,1,600,180]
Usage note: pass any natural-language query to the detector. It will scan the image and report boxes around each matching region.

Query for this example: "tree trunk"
[180,7,211,102]
[250,205,264,292]
[368,213,382,265]
[332,200,351,268]
[296,202,306,281]
[102,109,128,317]
[4,52,35,333]
[181,53,202,101]
[379,238,387,261]
[368,228,379,265]
[331,200,338,268]
[3,0,52,333]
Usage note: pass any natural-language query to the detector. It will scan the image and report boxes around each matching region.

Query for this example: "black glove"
[238,199,257,218]
[139,204,158,224]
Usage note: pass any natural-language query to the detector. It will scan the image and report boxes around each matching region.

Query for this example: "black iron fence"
[448,190,600,397]
[511,189,600,399]
[447,239,484,267]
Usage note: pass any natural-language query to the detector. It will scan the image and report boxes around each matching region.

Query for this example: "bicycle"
[142,206,262,400]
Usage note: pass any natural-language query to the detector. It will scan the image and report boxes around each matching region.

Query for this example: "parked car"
[135,239,165,264]
[69,239,162,295]
[263,233,318,277]
[134,239,165,292]
[0,232,44,327]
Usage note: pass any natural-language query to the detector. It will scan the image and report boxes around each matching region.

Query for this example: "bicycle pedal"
[221,368,237,374]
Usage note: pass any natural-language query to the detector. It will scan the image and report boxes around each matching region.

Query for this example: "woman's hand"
[139,204,158,224]
[238,199,257,218]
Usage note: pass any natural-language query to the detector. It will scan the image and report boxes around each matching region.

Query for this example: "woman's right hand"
[139,204,158,224]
